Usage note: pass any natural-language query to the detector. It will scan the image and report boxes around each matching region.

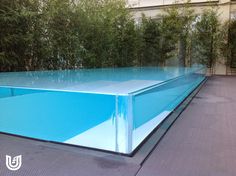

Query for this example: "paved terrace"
[0,76,236,176]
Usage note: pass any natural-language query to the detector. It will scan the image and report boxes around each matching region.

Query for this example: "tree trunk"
[178,36,186,67]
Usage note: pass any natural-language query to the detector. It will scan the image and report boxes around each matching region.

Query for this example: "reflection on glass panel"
[0,66,206,154]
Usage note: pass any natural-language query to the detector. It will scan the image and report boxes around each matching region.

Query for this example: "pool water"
[0,67,206,154]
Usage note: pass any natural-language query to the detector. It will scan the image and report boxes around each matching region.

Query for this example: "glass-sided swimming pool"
[0,66,206,154]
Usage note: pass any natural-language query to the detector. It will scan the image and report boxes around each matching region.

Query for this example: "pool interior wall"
[0,67,206,154]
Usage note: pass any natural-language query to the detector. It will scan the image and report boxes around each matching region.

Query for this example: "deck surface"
[0,76,236,176]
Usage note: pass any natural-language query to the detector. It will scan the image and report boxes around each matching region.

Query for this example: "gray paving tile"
[0,135,140,176]
[137,76,236,176]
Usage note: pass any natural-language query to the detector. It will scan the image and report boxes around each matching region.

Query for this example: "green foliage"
[76,0,137,68]
[139,15,161,66]
[41,0,81,69]
[0,0,42,71]
[191,8,221,68]
[0,0,138,71]
[228,19,236,67]
[161,2,196,66]
[0,0,224,71]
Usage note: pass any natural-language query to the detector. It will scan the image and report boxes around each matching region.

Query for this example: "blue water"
[0,66,206,154]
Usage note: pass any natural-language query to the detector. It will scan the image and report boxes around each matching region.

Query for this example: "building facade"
[128,0,236,75]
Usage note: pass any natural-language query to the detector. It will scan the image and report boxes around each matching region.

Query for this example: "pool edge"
[0,77,208,162]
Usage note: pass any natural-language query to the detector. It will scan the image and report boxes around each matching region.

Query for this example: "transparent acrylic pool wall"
[0,67,206,154]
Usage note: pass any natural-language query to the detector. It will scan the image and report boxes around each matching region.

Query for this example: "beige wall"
[128,0,219,8]
[130,0,232,21]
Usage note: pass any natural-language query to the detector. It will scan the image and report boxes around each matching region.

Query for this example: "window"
[231,12,236,20]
